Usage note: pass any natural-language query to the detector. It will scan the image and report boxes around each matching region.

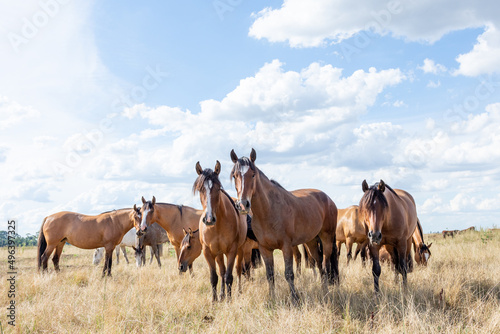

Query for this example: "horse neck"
[112,209,135,232]
[250,168,280,220]
[154,204,182,233]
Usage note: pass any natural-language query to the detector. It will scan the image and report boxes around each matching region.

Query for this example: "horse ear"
[195,161,203,175]
[378,180,385,192]
[230,149,238,163]
[427,242,432,248]
[152,196,156,206]
[183,228,187,236]
[133,204,137,211]
[250,148,256,162]
[142,196,146,204]
[188,228,194,237]
[214,160,221,176]
[362,180,369,192]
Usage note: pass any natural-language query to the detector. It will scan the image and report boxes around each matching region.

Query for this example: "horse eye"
[252,173,255,178]
[187,245,191,249]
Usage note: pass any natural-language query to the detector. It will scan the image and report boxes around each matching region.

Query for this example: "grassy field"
[1,230,499,333]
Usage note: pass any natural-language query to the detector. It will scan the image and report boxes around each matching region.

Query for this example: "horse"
[458,226,475,234]
[93,227,136,265]
[336,205,369,265]
[359,180,418,293]
[230,149,338,303]
[412,219,432,266]
[442,230,459,238]
[135,196,203,274]
[193,160,247,301]
[133,223,170,268]
[37,208,139,277]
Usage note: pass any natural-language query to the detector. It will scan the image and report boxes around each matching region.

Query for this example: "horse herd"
[37,149,433,303]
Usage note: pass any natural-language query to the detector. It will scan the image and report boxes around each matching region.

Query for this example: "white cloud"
[419,58,447,74]
[427,80,441,88]
[0,96,40,130]
[454,24,500,76]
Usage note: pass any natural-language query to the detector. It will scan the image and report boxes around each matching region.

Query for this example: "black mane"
[360,182,400,212]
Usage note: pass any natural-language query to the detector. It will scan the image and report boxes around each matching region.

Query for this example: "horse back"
[388,189,418,239]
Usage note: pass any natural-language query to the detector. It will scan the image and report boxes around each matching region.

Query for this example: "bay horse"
[359,180,418,292]
[38,208,139,276]
[336,205,369,265]
[230,149,338,303]
[442,230,459,238]
[134,222,170,268]
[135,197,203,274]
[193,160,247,301]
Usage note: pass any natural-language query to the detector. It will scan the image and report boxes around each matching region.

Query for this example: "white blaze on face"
[424,253,430,261]
[205,180,213,222]
[140,207,150,231]
[239,165,249,198]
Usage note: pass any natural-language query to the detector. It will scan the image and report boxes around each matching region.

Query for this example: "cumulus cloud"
[419,59,447,74]
[0,96,40,130]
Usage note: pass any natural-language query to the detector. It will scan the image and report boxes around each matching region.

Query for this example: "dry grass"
[1,230,499,333]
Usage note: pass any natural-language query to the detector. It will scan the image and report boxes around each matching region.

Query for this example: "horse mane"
[416,218,425,242]
[177,205,183,216]
[193,168,223,195]
[270,179,285,190]
[220,188,239,215]
[99,208,130,215]
[230,157,255,181]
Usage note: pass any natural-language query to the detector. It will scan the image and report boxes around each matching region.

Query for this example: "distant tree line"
[0,231,39,247]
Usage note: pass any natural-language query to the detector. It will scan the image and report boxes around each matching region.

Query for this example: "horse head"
[230,148,257,214]
[135,196,156,233]
[178,228,201,273]
[416,242,432,265]
[360,179,389,245]
[193,161,223,226]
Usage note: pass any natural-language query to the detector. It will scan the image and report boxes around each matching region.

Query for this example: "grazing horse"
[442,230,459,238]
[38,208,138,276]
[134,222,170,268]
[336,205,369,265]
[359,180,418,293]
[135,197,203,274]
[230,149,338,303]
[412,219,432,266]
[193,161,247,301]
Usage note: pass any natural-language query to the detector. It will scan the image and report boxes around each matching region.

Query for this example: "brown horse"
[230,149,338,303]
[134,223,170,268]
[336,205,369,265]
[135,197,203,274]
[359,180,418,292]
[37,208,138,276]
[412,219,432,266]
[442,230,459,238]
[193,160,247,301]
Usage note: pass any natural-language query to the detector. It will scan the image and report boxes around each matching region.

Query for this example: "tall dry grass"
[1,230,499,333]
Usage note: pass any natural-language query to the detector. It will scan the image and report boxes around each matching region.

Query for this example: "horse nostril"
[368,231,373,238]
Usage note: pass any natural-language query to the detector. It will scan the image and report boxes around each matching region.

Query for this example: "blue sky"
[1,0,499,236]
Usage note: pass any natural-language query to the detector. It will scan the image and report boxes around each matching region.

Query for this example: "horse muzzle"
[368,230,382,245]
[202,214,216,226]
[236,199,250,214]
[178,262,188,273]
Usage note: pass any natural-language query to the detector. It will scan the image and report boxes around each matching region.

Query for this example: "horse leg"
[304,239,325,286]
[225,248,238,300]
[102,247,114,277]
[216,254,226,301]
[282,245,300,305]
[407,238,413,273]
[319,232,338,285]
[121,246,129,264]
[188,264,194,277]
[235,248,244,294]
[115,245,120,265]
[293,245,302,276]
[369,245,382,293]
[346,238,354,265]
[52,242,65,272]
[259,246,275,300]
[203,249,218,301]
[41,244,56,272]
[397,242,408,288]
[336,241,342,260]
[154,245,162,268]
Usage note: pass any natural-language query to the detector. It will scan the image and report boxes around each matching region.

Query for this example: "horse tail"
[250,248,262,268]
[37,217,48,270]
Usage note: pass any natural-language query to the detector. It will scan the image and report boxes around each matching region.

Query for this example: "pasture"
[1,229,499,333]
